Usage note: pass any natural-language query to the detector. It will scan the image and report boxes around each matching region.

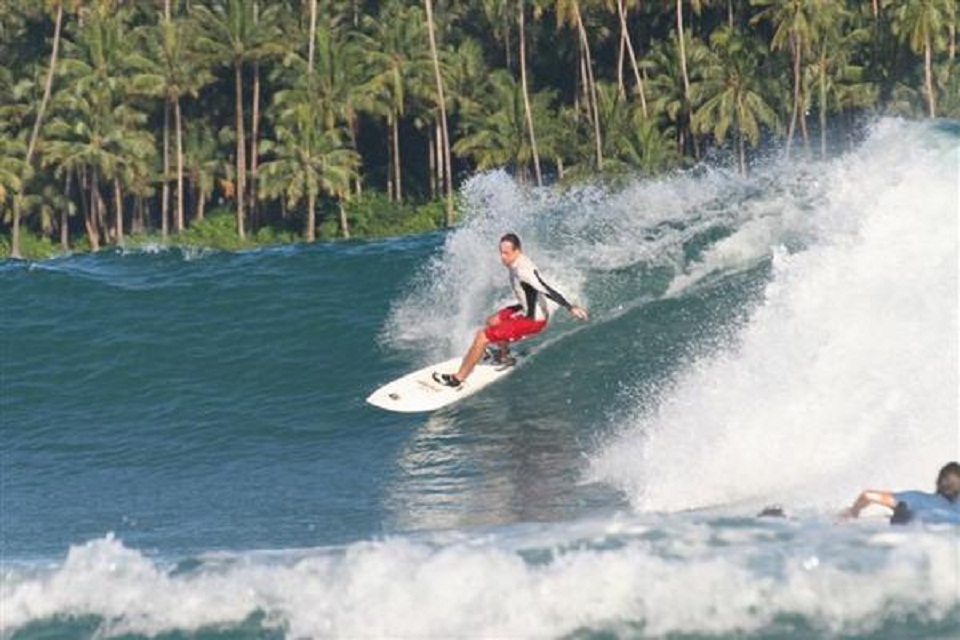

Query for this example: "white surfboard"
[366,353,522,413]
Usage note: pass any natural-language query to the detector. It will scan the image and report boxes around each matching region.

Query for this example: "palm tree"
[424,0,454,225]
[293,0,367,198]
[454,69,560,180]
[620,117,682,174]
[592,80,634,174]
[693,26,778,175]
[518,0,543,186]
[593,78,678,174]
[133,9,214,234]
[8,0,64,259]
[550,0,604,169]
[183,119,219,223]
[260,90,360,241]
[935,59,960,117]
[892,0,952,118]
[307,0,318,76]
[0,135,28,247]
[479,0,515,68]
[643,31,710,157]
[43,3,154,249]
[806,4,875,158]
[443,37,488,122]
[194,0,283,239]
[357,0,432,203]
[609,0,648,117]
[675,0,693,136]
[751,0,820,157]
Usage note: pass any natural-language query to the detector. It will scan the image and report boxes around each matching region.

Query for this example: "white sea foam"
[590,119,959,513]
[2,520,958,638]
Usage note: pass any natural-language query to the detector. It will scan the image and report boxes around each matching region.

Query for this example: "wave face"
[589,119,959,513]
[2,119,957,638]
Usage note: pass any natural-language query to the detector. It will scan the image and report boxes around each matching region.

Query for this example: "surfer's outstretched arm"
[529,269,589,321]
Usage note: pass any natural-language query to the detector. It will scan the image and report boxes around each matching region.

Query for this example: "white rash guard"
[508,254,574,321]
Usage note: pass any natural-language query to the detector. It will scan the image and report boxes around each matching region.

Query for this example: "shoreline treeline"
[1,0,956,258]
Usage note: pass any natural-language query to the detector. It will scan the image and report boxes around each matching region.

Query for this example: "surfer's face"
[937,472,960,501]
[499,240,520,266]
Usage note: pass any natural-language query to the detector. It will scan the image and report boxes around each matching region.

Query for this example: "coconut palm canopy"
[1,0,956,256]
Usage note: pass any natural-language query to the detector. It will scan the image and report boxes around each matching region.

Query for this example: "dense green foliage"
[1,0,956,258]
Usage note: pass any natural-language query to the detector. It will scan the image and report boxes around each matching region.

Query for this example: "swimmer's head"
[935,462,960,502]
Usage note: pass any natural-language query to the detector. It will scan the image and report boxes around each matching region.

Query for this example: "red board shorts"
[484,307,547,343]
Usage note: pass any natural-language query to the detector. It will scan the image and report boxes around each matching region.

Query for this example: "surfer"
[433,233,588,388]
[842,461,960,525]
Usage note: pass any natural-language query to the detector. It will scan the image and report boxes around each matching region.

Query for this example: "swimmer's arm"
[842,490,898,519]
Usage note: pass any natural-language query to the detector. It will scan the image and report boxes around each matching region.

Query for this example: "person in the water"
[842,462,960,524]
[433,233,588,388]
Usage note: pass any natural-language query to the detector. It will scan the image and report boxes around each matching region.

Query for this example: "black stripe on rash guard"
[521,282,539,319]
[534,270,573,310]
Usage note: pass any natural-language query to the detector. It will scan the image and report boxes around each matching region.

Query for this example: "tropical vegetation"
[1,0,956,259]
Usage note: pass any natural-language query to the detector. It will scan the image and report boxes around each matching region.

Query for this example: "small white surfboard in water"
[366,352,523,413]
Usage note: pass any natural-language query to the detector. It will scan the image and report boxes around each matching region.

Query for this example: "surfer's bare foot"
[432,372,462,388]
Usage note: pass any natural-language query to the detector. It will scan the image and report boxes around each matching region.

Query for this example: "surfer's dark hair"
[938,462,960,481]
[500,233,521,250]
[936,462,960,502]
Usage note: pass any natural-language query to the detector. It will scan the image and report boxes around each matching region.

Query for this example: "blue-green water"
[2,120,958,638]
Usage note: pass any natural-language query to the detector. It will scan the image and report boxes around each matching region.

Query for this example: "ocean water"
[1,119,958,639]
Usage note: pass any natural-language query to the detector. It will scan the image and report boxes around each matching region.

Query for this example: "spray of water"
[590,119,959,512]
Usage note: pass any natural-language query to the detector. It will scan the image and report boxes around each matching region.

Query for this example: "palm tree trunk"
[575,4,603,170]
[308,0,318,76]
[339,199,351,239]
[11,196,23,259]
[518,0,542,186]
[617,17,626,98]
[392,111,403,203]
[175,96,185,232]
[95,174,107,244]
[12,0,65,259]
[429,126,437,199]
[234,60,247,239]
[77,168,89,245]
[676,0,696,158]
[164,0,172,245]
[25,1,62,164]
[819,60,828,159]
[618,0,647,119]
[87,169,101,252]
[949,10,956,61]
[924,35,936,117]
[436,122,445,201]
[387,115,395,201]
[114,176,124,244]
[504,8,513,71]
[61,172,71,250]
[738,129,746,176]
[785,32,801,157]
[250,60,262,231]
[306,190,316,242]
[162,102,170,238]
[197,188,206,221]
[424,0,454,226]
[736,96,746,176]
[676,0,691,106]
